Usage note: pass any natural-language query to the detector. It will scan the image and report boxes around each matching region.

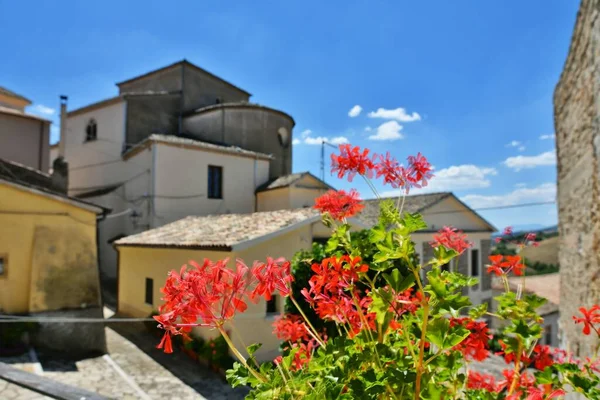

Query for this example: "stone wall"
[554,0,600,357]
[31,307,107,356]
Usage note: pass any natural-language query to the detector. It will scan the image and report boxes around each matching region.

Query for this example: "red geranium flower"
[313,189,364,221]
[573,305,600,335]
[374,152,409,191]
[530,344,554,370]
[331,144,375,182]
[450,318,491,361]
[273,314,310,343]
[501,255,525,276]
[430,226,473,255]
[487,255,505,276]
[405,152,433,188]
[502,226,513,236]
[466,371,497,392]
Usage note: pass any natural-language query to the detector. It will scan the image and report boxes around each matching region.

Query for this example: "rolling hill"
[520,236,559,267]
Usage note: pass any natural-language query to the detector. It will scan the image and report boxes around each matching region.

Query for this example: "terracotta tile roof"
[0,86,31,103]
[115,208,319,250]
[256,172,334,193]
[357,192,452,227]
[124,134,274,161]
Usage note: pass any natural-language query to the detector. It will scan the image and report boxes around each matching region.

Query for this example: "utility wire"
[0,316,155,323]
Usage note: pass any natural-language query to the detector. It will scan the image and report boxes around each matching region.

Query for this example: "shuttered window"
[145,278,153,305]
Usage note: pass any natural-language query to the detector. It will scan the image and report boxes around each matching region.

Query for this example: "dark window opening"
[545,325,552,345]
[0,256,6,276]
[471,249,479,277]
[145,278,153,305]
[208,165,223,199]
[216,97,222,104]
[266,296,278,314]
[85,119,97,142]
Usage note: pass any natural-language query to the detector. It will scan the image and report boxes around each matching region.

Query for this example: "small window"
[0,255,6,277]
[145,278,153,305]
[471,249,479,277]
[208,165,223,199]
[545,325,553,346]
[215,97,222,104]
[266,296,278,315]
[85,119,97,142]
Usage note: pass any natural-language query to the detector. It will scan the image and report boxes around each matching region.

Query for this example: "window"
[545,325,553,345]
[145,278,153,305]
[0,255,6,277]
[215,97,222,104]
[208,165,223,199]
[471,249,479,277]
[266,296,278,314]
[85,119,97,142]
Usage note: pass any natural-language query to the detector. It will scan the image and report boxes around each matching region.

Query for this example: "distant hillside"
[521,236,559,267]
[492,224,558,238]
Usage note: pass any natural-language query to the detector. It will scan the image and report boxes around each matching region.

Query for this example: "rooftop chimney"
[59,95,68,158]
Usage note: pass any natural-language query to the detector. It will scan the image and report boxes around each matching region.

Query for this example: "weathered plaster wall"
[554,0,600,357]
[183,106,294,179]
[0,183,100,314]
[182,65,250,111]
[0,113,50,172]
[125,94,180,145]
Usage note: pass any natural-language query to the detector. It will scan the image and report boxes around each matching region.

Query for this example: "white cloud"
[461,183,556,209]
[292,138,301,145]
[503,150,556,171]
[348,105,362,118]
[539,134,555,140]
[506,140,521,148]
[515,183,527,188]
[364,126,372,132]
[381,164,497,196]
[31,104,55,115]
[368,121,404,141]
[518,146,526,152]
[301,129,312,138]
[303,136,349,145]
[368,107,421,122]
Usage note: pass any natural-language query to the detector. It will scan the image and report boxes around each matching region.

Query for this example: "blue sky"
[0,1,577,230]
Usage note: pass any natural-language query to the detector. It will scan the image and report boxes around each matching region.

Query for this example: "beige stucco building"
[0,86,51,172]
[114,209,365,361]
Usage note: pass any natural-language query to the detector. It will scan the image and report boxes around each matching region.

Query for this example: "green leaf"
[426,317,470,350]
[432,245,458,266]
[469,303,488,320]
[369,288,393,325]
[400,212,428,234]
[247,343,261,357]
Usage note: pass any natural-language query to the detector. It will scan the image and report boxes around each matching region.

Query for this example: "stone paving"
[0,326,248,400]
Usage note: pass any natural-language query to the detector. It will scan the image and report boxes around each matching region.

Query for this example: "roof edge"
[0,178,106,215]
[188,102,295,127]
[115,59,252,97]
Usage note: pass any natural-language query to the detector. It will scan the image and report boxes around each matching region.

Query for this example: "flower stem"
[508,341,523,395]
[290,295,326,348]
[218,326,266,383]
[412,268,430,400]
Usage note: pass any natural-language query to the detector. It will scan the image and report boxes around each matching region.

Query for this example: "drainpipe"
[58,95,68,158]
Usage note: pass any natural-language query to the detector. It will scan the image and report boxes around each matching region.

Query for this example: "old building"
[58,60,297,288]
[0,86,51,172]
[0,158,108,354]
[554,0,600,357]
[357,192,496,308]
[114,208,365,361]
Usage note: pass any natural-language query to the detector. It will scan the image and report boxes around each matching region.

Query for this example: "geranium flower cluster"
[300,256,376,337]
[154,257,293,353]
[331,144,433,192]
[449,317,491,361]
[430,226,473,255]
[467,371,565,399]
[313,189,364,221]
[487,254,525,276]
